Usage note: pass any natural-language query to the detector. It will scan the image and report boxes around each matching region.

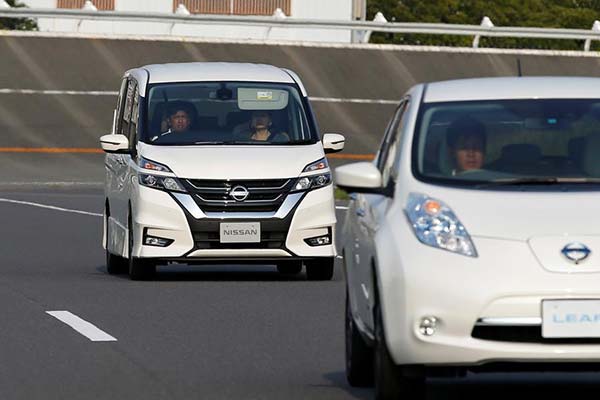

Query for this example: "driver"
[447,117,486,174]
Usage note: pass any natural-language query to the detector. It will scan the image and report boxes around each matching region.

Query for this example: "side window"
[128,83,140,146]
[119,80,135,136]
[377,99,409,186]
[114,78,128,135]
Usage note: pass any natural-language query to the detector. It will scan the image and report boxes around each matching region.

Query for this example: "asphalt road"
[2,189,600,399]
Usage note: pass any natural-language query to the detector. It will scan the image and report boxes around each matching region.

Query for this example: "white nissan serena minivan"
[101,62,344,281]
[336,77,600,399]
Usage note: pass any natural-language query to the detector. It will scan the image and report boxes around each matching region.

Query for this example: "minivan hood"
[412,187,600,241]
[138,142,325,180]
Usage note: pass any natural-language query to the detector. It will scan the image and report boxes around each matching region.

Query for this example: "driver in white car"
[447,117,487,174]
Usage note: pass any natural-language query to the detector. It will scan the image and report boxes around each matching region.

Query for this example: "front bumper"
[377,221,600,367]
[130,183,336,260]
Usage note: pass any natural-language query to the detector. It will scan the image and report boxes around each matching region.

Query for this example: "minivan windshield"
[144,82,317,145]
[414,99,600,186]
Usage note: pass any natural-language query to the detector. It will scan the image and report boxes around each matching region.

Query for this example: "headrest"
[582,133,600,177]
[499,144,542,164]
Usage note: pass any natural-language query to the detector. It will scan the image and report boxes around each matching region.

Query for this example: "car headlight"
[292,173,332,192]
[139,174,186,192]
[405,193,477,257]
[139,157,172,172]
[302,158,329,173]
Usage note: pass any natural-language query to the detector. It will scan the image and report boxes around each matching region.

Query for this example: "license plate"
[542,299,600,338]
[219,222,261,243]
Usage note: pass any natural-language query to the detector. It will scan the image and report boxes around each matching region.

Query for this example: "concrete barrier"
[2,32,600,185]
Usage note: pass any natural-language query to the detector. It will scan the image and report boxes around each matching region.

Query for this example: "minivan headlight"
[303,158,329,173]
[139,174,186,193]
[292,173,332,192]
[139,157,172,173]
[405,193,477,257]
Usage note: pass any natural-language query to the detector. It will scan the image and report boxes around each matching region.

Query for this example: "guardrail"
[1,1,600,50]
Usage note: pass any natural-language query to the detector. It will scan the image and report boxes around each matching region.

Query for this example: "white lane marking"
[311,96,398,105]
[0,88,118,96]
[0,88,398,105]
[0,197,102,217]
[46,311,117,342]
[336,205,349,210]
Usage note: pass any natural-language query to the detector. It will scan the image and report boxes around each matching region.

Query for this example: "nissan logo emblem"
[561,242,591,264]
[230,185,250,202]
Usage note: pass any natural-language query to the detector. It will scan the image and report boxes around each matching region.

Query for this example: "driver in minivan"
[165,103,194,133]
[447,117,487,174]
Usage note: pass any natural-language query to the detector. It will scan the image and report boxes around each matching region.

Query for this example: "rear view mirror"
[335,162,384,194]
[323,133,345,154]
[100,134,129,154]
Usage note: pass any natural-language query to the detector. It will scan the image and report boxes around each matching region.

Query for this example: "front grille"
[188,218,292,250]
[183,178,295,213]
[472,325,600,344]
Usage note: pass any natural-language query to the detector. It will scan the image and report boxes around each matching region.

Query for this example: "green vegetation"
[0,0,38,31]
[367,0,600,50]
[335,187,351,201]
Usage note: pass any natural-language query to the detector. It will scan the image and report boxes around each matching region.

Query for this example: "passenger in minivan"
[234,111,289,143]
[447,117,487,174]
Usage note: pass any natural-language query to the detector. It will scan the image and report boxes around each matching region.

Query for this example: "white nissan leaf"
[100,62,344,280]
[336,77,600,399]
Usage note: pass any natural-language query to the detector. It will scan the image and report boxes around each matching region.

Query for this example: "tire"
[305,257,335,281]
[345,291,374,387]
[105,210,127,274]
[127,215,156,281]
[276,261,302,275]
[374,304,425,400]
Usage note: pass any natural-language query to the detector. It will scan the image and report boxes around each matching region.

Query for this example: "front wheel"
[374,304,425,400]
[345,291,374,387]
[276,261,303,275]
[127,215,156,281]
[305,258,335,281]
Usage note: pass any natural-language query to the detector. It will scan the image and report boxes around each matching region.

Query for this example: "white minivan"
[336,77,600,398]
[101,62,344,280]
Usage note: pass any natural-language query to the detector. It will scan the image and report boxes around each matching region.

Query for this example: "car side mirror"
[100,134,130,154]
[323,133,345,154]
[335,162,387,195]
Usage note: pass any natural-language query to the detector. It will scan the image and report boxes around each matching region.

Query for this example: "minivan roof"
[424,77,600,103]
[143,62,295,85]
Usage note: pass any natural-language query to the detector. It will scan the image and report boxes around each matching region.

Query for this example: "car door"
[108,78,136,253]
[353,98,410,331]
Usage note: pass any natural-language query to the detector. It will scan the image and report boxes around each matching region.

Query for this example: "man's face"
[169,110,191,132]
[454,134,485,172]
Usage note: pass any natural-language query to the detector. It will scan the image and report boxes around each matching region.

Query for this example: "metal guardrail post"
[361,12,387,44]
[584,20,600,51]
[473,16,493,48]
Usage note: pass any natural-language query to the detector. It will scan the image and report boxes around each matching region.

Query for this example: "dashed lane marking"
[0,198,102,218]
[46,311,117,342]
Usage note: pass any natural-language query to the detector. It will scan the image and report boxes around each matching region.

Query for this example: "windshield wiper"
[476,177,600,188]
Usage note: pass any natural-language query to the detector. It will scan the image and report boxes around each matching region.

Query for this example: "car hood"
[138,142,325,179]
[408,186,600,241]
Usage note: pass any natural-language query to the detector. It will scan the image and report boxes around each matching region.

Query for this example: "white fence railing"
[2,1,600,49]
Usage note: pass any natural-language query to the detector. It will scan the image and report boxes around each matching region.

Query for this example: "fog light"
[418,316,438,336]
[144,235,173,247]
[304,234,332,247]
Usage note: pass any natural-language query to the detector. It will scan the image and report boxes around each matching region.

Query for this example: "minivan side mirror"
[323,133,345,154]
[335,162,385,195]
[100,134,130,154]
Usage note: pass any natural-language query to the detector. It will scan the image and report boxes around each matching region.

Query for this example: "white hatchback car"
[336,77,600,398]
[101,62,344,280]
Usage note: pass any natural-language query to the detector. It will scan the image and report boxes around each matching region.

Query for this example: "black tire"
[374,304,425,400]
[276,261,303,275]
[305,257,335,281]
[105,209,127,274]
[345,291,374,387]
[127,215,156,281]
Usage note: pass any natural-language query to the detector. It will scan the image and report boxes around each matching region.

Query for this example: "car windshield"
[414,99,600,186]
[144,82,317,145]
